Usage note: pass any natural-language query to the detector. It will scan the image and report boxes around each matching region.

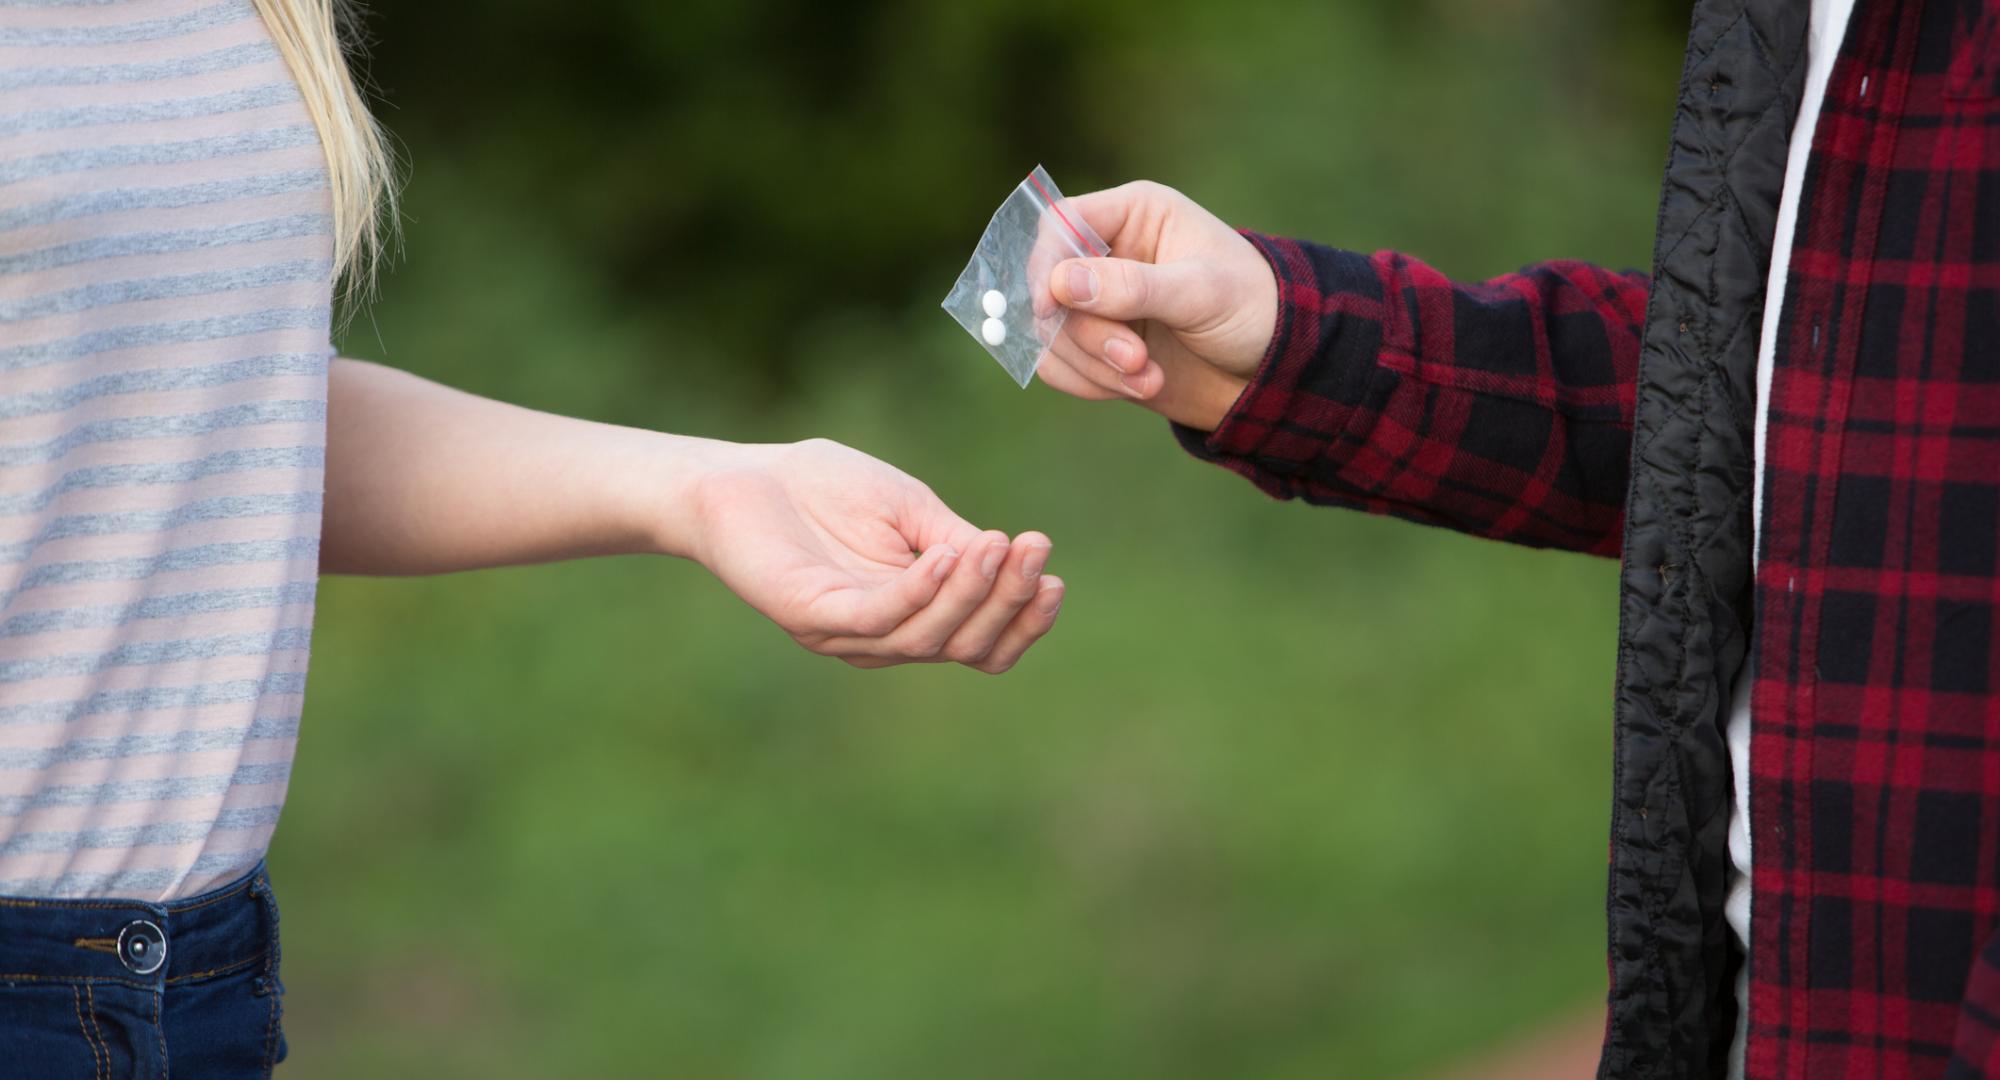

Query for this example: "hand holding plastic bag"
[941,166,1109,387]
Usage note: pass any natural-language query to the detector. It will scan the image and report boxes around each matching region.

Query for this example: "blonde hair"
[251,0,395,302]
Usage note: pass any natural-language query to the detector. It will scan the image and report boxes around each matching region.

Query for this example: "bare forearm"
[319,359,1063,671]
[321,358,724,575]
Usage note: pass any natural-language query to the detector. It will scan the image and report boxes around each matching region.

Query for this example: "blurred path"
[1428,1005,1604,1080]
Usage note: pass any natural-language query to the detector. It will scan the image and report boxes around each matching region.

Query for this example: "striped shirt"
[0,0,330,900]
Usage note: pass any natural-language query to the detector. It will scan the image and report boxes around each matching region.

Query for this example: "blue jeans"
[0,862,287,1078]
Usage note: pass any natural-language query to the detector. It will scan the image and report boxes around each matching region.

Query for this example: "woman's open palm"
[690,439,1063,673]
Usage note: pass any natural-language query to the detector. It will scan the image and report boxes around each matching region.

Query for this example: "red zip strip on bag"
[1026,169,1107,257]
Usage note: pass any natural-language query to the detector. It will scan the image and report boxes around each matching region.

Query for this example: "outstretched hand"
[1036,181,1279,431]
[687,439,1062,673]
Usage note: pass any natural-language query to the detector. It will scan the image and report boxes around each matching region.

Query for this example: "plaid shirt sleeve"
[1173,232,1649,558]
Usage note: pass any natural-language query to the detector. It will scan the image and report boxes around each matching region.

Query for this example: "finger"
[840,655,897,669]
[1050,256,1227,330]
[1056,312,1166,400]
[975,575,1065,675]
[805,542,959,638]
[1033,349,1122,402]
[1065,184,1150,251]
[1062,311,1149,376]
[939,533,1051,665]
[873,530,1013,660]
[1028,185,1144,321]
[1041,328,1147,401]
[1026,214,1074,320]
[896,486,987,559]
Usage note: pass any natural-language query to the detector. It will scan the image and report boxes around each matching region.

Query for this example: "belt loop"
[247,871,282,998]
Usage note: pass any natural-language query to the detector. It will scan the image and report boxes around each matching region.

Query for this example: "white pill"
[981,317,1007,346]
[982,289,1008,318]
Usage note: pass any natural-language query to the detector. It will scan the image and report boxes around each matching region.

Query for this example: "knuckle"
[1115,262,1152,309]
[999,576,1039,604]
[901,636,946,661]
[945,640,994,666]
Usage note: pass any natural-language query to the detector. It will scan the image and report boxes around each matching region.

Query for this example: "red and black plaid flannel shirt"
[1178,1,2000,1075]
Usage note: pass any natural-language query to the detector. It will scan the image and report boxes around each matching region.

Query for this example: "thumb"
[1050,256,1227,328]
[810,543,958,638]
[897,483,986,557]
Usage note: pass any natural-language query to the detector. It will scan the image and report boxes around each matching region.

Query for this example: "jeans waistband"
[0,861,277,988]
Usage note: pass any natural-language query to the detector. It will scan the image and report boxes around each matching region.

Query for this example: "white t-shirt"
[1727,0,1858,1074]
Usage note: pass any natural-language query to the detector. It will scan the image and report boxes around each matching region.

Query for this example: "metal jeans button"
[117,919,166,975]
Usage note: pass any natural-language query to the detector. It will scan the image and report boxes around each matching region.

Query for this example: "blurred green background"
[281,1,1692,1076]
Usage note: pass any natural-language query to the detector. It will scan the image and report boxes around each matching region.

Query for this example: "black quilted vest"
[1603,2,1809,1076]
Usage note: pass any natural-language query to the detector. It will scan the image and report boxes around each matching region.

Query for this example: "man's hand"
[1037,181,1279,431]
[686,439,1063,673]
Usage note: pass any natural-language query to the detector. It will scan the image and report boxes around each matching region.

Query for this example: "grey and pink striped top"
[0,0,330,900]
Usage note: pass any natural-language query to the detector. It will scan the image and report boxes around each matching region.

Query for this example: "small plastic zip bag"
[942,165,1109,387]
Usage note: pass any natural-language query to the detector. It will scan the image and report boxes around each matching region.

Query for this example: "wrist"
[650,437,779,565]
[1193,370,1251,432]
[620,432,733,562]
[1155,362,1250,432]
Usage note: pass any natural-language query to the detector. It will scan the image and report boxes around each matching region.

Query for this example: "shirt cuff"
[1170,231,1385,490]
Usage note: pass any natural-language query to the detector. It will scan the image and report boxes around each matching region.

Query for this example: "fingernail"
[980,541,1007,578]
[932,546,958,580]
[1066,264,1098,304]
[1021,543,1051,580]
[1039,586,1064,615]
[1117,375,1143,398]
[1103,337,1133,372]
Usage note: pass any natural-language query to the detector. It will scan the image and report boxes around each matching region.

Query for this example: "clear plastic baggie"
[941,165,1110,387]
